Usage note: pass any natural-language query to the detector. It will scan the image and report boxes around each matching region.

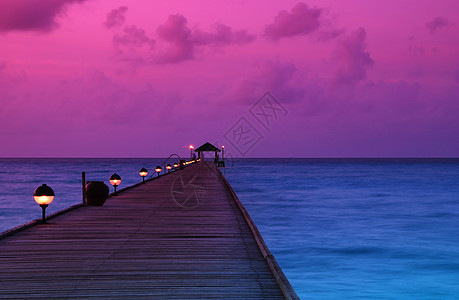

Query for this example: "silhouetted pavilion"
[194,142,221,162]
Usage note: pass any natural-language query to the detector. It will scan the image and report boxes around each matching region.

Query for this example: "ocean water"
[1,158,459,299]
[0,158,167,232]
[223,158,459,299]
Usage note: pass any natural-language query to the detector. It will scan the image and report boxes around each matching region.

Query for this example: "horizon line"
[1,157,458,159]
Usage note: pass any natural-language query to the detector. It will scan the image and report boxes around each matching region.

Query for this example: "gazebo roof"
[194,142,221,152]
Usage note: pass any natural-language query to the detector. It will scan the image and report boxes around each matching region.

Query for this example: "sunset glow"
[1,0,458,157]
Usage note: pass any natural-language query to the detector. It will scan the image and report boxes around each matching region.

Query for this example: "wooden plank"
[0,162,291,299]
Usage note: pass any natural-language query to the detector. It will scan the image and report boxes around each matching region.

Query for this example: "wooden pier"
[0,162,298,299]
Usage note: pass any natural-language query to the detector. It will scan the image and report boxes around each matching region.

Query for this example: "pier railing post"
[82,172,86,205]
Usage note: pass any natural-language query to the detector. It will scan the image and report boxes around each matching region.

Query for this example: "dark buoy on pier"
[86,181,109,206]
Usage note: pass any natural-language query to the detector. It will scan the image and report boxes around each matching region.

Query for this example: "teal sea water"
[224,158,459,299]
[0,158,166,231]
[1,158,459,299]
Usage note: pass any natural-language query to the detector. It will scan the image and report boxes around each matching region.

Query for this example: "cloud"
[113,25,154,48]
[230,60,305,105]
[316,28,345,41]
[109,13,256,65]
[105,6,128,29]
[112,25,155,67]
[332,28,374,84]
[154,15,255,64]
[426,17,452,33]
[155,14,194,63]
[193,23,256,46]
[264,2,322,41]
[0,0,87,32]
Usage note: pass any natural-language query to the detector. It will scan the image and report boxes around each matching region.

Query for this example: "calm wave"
[223,158,459,299]
[0,158,167,232]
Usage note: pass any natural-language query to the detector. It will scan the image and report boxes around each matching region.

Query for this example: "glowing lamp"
[189,145,195,160]
[155,165,162,176]
[33,184,55,223]
[139,167,148,182]
[109,173,121,195]
[173,163,179,168]
[166,164,172,172]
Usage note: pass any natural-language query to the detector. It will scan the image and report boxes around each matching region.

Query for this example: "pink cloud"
[110,13,256,65]
[426,17,452,33]
[232,30,257,45]
[154,15,255,64]
[332,28,374,84]
[264,2,322,41]
[105,6,128,29]
[112,25,155,68]
[113,25,154,48]
[193,23,256,46]
[0,0,87,32]
[230,60,304,105]
[316,28,345,41]
[155,14,194,63]
[2,1,459,157]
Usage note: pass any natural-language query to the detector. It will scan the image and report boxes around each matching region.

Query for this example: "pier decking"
[0,162,297,299]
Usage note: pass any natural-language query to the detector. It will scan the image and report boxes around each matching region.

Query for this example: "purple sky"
[1,0,458,157]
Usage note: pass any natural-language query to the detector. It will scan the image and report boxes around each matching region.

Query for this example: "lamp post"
[109,173,121,195]
[166,164,172,172]
[222,145,225,162]
[155,165,162,176]
[33,184,55,224]
[189,145,194,160]
[139,167,148,182]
